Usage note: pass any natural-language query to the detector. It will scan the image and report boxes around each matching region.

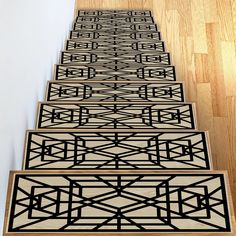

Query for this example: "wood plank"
[191,0,208,53]
[221,41,236,96]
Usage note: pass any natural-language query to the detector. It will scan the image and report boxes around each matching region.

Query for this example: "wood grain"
[74,0,236,225]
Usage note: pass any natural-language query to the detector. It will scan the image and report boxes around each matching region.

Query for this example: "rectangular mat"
[75,15,155,24]
[46,81,184,102]
[60,51,170,66]
[73,22,158,32]
[69,31,161,41]
[66,39,163,53]
[77,10,152,17]
[23,130,211,170]
[37,102,195,129]
[68,38,165,51]
[6,172,231,232]
[54,65,175,81]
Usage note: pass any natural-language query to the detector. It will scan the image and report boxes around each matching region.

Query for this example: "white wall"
[0,0,75,232]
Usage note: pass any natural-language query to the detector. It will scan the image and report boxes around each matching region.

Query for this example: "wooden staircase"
[3,10,235,235]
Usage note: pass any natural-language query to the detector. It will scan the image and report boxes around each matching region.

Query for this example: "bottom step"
[3,171,235,235]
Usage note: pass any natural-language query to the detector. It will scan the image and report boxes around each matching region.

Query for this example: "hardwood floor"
[75,0,236,214]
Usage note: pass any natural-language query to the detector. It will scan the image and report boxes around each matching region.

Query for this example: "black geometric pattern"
[54,64,176,81]
[46,81,184,102]
[23,131,211,170]
[37,103,195,129]
[60,51,170,66]
[66,38,165,52]
[69,31,161,41]
[77,10,152,17]
[75,15,155,24]
[8,173,231,232]
[73,22,158,32]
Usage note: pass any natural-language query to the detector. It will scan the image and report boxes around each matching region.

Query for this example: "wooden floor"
[75,0,236,213]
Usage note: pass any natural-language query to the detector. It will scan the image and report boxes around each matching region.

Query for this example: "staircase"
[3,10,235,235]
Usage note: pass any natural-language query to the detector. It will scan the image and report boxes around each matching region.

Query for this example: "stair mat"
[6,172,231,232]
[68,31,161,41]
[46,81,184,102]
[77,10,152,17]
[73,22,158,32]
[54,65,175,81]
[23,130,211,170]
[75,15,155,23]
[60,51,170,66]
[37,102,195,129]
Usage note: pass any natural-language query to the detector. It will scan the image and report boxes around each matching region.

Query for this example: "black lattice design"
[37,103,195,129]
[66,39,164,53]
[46,82,184,102]
[67,38,165,52]
[75,16,154,24]
[69,31,161,41]
[60,51,170,66]
[73,22,158,32]
[24,131,210,170]
[55,65,175,81]
[8,173,231,232]
[77,10,152,17]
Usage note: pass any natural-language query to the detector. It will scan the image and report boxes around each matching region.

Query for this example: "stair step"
[36,102,196,129]
[23,130,211,170]
[68,31,161,42]
[65,38,165,51]
[67,36,165,52]
[77,10,152,17]
[46,81,184,102]
[4,171,233,233]
[60,51,170,66]
[75,15,155,23]
[73,22,158,32]
[54,64,175,81]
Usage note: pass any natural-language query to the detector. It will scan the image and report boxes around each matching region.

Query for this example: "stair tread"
[46,81,184,102]
[60,51,170,66]
[36,102,196,129]
[4,171,233,233]
[74,15,155,24]
[72,22,158,32]
[69,30,161,42]
[77,10,152,17]
[54,64,175,81]
[23,130,211,170]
